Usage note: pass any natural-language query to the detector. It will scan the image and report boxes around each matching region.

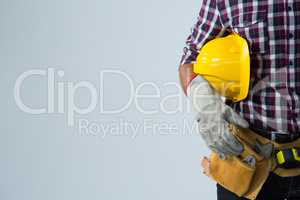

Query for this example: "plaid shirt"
[181,0,300,134]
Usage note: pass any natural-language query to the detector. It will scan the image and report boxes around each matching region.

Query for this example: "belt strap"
[230,124,300,150]
[249,127,300,144]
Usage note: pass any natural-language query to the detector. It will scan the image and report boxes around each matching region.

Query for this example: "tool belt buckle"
[275,148,300,169]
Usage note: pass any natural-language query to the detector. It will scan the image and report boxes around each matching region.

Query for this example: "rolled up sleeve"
[180,0,223,65]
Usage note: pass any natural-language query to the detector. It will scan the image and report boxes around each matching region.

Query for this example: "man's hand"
[188,76,249,158]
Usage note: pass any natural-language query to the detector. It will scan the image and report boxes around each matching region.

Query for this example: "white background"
[0,0,216,199]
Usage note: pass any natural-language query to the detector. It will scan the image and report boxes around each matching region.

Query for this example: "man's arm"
[179,64,197,95]
[179,0,223,94]
[178,1,249,158]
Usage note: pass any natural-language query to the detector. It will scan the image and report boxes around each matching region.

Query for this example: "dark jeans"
[217,172,300,200]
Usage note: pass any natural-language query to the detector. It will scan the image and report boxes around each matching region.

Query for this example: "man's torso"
[216,0,300,134]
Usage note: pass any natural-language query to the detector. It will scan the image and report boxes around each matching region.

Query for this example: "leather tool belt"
[208,124,300,200]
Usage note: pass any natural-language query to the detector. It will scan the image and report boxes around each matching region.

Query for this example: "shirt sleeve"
[180,0,223,65]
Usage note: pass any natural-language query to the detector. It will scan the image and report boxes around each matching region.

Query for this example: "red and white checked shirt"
[181,0,300,134]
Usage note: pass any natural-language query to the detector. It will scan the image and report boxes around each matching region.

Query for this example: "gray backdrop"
[0,0,216,199]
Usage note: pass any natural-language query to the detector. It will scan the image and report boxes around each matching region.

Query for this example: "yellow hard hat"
[193,33,250,102]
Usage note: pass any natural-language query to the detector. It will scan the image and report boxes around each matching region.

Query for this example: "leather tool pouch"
[209,125,267,197]
[209,152,256,197]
